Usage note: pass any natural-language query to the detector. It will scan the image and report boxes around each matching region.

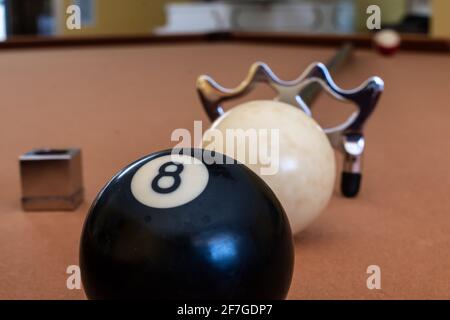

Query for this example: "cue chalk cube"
[19,148,84,211]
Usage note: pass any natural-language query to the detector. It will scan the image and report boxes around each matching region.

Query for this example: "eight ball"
[80,148,294,299]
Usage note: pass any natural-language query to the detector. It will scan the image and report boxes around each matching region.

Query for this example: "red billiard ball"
[374,29,401,56]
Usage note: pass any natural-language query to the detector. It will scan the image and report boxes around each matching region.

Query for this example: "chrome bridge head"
[197,62,384,197]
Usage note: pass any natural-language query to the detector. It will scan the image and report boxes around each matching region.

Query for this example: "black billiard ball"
[80,148,294,299]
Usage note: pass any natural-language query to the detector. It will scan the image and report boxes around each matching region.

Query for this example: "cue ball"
[202,100,336,234]
[80,148,294,300]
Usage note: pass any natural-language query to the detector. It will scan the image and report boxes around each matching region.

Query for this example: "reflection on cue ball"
[80,148,294,299]
[202,100,336,234]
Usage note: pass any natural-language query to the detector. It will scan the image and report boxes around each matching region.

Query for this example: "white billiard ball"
[201,100,336,234]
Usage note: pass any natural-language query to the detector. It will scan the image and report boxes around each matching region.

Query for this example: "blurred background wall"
[2,0,450,39]
[54,0,169,36]
[355,0,407,31]
[432,0,450,37]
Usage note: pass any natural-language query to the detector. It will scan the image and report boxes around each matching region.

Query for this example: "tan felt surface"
[0,43,449,299]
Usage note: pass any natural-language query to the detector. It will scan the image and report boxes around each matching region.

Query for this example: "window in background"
[0,0,5,41]
[156,0,356,35]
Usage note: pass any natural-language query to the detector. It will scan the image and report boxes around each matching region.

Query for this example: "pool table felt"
[0,43,449,299]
